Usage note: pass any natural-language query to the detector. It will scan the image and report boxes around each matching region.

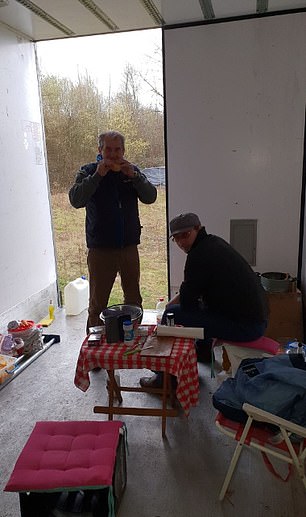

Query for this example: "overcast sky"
[36,28,162,107]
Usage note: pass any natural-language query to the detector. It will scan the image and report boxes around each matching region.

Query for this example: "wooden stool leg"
[161,372,169,438]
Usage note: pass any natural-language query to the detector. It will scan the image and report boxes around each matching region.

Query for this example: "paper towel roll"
[156,325,204,339]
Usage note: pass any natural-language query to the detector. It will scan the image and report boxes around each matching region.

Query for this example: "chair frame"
[216,403,306,500]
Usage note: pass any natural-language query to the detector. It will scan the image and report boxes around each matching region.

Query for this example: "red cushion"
[218,336,279,355]
[5,421,124,492]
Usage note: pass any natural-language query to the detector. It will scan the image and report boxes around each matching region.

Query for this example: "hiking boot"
[140,373,162,389]
[140,373,177,390]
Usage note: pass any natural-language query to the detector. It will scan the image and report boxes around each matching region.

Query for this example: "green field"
[51,188,168,309]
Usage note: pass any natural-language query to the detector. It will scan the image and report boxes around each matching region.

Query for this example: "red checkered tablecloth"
[74,328,199,416]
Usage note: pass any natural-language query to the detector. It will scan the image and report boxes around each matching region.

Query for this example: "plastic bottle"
[123,320,134,345]
[48,300,55,320]
[156,297,166,324]
[64,276,89,316]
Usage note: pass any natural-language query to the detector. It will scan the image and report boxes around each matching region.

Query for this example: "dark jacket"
[69,162,157,248]
[180,227,268,323]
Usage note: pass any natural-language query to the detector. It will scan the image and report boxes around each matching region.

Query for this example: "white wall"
[0,25,57,329]
[164,14,306,294]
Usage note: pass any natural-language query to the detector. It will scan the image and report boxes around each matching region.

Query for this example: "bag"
[8,320,43,355]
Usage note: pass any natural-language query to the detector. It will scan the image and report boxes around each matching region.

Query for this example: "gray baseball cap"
[169,213,201,237]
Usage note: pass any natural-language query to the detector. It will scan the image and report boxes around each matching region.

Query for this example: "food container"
[0,354,16,384]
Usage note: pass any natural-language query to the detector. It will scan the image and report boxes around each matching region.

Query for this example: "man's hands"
[96,158,136,178]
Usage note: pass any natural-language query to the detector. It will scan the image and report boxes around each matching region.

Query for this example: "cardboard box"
[265,290,304,343]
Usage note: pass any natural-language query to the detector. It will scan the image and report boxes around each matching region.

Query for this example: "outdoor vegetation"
[41,64,167,308]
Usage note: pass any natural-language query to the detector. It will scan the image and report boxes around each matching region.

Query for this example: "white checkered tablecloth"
[74,326,199,416]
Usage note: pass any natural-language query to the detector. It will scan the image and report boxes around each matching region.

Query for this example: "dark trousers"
[161,304,267,342]
[149,304,267,383]
[87,246,142,331]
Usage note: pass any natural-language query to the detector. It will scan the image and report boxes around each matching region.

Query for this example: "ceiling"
[0,0,305,42]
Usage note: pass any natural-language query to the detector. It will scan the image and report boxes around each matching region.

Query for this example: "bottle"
[64,276,89,316]
[48,300,55,320]
[123,320,134,345]
[156,297,166,325]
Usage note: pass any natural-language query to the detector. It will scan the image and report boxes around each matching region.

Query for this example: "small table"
[74,326,199,436]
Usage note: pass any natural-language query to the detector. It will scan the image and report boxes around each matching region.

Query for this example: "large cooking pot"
[260,272,290,293]
[100,304,143,326]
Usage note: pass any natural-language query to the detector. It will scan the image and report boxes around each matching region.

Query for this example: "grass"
[50,187,168,309]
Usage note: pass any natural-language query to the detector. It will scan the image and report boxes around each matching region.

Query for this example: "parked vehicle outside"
[142,166,165,186]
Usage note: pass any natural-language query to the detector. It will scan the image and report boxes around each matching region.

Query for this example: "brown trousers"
[87,246,142,329]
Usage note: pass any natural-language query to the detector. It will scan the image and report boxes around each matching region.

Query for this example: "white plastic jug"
[64,276,89,316]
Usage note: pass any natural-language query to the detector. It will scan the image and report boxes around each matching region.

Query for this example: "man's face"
[172,228,198,253]
[100,136,124,162]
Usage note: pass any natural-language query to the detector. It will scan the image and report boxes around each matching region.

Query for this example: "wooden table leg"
[107,370,123,404]
[94,370,178,436]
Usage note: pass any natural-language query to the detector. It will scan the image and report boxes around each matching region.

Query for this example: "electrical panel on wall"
[230,219,257,266]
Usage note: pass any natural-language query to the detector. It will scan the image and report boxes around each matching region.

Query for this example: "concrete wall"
[164,13,306,295]
[0,25,57,330]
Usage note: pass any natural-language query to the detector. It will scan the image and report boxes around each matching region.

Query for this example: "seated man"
[140,212,268,388]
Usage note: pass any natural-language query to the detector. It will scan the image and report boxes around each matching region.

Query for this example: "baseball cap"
[169,213,201,237]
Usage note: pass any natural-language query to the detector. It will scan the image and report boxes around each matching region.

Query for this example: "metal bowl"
[100,304,143,326]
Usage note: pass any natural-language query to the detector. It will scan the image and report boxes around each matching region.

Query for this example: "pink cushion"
[215,336,279,355]
[5,420,124,492]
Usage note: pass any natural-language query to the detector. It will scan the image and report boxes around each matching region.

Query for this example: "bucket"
[64,276,89,316]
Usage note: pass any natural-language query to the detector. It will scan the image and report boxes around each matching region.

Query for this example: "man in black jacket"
[140,212,268,388]
[69,131,157,330]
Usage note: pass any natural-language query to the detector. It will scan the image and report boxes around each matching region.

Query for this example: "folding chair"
[215,403,306,501]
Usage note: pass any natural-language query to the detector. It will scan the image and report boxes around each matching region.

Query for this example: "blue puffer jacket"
[85,162,140,248]
[69,161,157,248]
[213,354,306,426]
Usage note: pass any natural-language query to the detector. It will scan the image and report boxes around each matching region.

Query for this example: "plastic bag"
[8,320,43,355]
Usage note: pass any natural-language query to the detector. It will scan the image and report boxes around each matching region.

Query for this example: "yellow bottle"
[49,300,55,320]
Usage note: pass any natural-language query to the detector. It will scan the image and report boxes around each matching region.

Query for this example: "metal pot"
[260,272,290,293]
[100,304,143,326]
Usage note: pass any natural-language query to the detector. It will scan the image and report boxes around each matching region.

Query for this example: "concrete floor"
[1,308,306,517]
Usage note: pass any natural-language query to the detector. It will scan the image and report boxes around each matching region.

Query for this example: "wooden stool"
[212,336,280,376]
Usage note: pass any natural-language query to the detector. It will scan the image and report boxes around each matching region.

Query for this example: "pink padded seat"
[213,335,280,355]
[5,420,124,492]
[212,336,280,377]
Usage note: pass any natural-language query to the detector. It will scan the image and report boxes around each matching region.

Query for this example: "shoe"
[139,373,177,390]
[140,374,163,389]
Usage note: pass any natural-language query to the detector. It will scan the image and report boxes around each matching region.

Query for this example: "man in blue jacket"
[69,131,157,331]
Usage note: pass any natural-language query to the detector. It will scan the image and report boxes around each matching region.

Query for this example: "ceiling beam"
[77,0,119,31]
[15,0,75,36]
[198,0,215,20]
[139,0,164,25]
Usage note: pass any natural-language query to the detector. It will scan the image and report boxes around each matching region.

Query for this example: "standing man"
[69,130,157,330]
[140,212,268,388]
